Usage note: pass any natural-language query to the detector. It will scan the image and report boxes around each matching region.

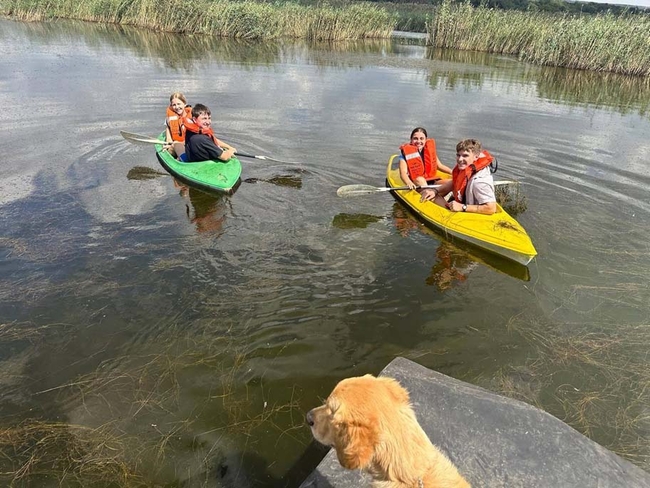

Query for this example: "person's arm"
[399,159,417,189]
[420,179,452,203]
[218,140,237,154]
[217,146,235,161]
[436,156,453,175]
[448,200,496,215]
[216,140,236,161]
[165,125,173,144]
[447,179,496,214]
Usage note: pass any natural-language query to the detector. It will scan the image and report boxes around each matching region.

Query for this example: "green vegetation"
[430,0,650,76]
[0,320,305,486]
[378,0,647,17]
[495,183,527,217]
[490,315,650,471]
[2,0,397,40]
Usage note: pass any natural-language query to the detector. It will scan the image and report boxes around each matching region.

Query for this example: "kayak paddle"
[337,180,517,198]
[120,130,301,164]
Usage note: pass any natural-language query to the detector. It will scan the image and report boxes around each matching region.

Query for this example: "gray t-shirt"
[466,167,496,205]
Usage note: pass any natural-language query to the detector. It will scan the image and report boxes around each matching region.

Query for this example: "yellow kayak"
[386,154,537,265]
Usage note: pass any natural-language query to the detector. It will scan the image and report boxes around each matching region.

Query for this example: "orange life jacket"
[452,150,494,204]
[400,139,438,181]
[166,106,192,142]
[183,118,223,147]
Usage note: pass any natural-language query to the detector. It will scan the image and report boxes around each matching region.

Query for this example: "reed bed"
[430,0,650,76]
[3,0,396,40]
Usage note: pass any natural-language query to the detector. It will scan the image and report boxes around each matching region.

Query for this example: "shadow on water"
[331,213,384,229]
[126,165,169,180]
[243,174,303,189]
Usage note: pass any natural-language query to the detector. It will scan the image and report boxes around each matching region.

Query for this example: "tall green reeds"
[2,0,396,40]
[430,0,650,76]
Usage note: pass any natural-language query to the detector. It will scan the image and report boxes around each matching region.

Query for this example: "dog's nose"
[306,410,314,426]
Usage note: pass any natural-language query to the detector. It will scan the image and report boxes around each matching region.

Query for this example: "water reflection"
[391,203,531,283]
[426,47,650,118]
[426,241,478,291]
[2,16,650,483]
[7,19,650,119]
[175,182,230,234]
[535,67,650,117]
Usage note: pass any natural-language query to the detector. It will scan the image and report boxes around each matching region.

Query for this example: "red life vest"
[452,150,494,203]
[183,118,223,147]
[166,106,192,142]
[400,139,438,181]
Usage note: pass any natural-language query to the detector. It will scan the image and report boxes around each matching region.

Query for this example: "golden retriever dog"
[306,374,470,488]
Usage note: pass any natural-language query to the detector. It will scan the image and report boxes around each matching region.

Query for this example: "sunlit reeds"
[2,0,396,40]
[430,0,650,76]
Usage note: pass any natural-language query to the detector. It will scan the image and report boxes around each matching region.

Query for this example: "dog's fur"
[307,374,470,488]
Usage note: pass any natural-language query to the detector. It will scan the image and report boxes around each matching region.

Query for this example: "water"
[1,18,649,486]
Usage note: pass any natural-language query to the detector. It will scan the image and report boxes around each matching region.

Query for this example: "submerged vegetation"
[490,316,650,471]
[0,320,305,486]
[430,0,650,76]
[2,0,396,40]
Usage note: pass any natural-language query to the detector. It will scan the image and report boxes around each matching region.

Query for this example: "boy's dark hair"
[456,139,482,155]
[192,103,211,118]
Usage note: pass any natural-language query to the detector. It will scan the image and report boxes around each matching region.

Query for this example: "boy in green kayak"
[184,104,237,163]
[421,139,497,215]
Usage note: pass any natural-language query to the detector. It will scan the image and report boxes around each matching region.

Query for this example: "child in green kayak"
[421,139,496,215]
[164,92,192,158]
[184,104,237,163]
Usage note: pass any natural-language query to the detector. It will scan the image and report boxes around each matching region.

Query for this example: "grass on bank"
[2,0,397,40]
[430,0,650,76]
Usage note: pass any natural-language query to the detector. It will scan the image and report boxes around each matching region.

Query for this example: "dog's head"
[306,374,410,470]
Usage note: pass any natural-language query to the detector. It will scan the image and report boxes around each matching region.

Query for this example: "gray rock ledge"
[300,356,650,488]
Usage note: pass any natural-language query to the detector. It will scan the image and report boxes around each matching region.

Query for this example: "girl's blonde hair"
[169,92,187,104]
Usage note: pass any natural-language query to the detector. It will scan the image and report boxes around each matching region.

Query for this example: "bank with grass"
[1,0,396,40]
[430,0,650,76]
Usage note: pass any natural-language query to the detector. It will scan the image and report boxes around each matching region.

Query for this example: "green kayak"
[154,134,242,194]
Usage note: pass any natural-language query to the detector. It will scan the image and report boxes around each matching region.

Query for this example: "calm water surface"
[1,18,649,486]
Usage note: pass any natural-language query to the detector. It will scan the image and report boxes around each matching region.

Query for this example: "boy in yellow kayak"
[420,139,497,215]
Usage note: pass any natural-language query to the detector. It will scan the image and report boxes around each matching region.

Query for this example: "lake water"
[1,17,649,486]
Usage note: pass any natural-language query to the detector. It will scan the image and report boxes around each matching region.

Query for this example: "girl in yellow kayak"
[399,127,452,190]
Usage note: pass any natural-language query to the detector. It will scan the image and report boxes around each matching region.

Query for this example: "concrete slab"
[299,356,650,488]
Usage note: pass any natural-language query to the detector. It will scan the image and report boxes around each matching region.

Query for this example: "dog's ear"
[377,376,410,405]
[333,418,377,470]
